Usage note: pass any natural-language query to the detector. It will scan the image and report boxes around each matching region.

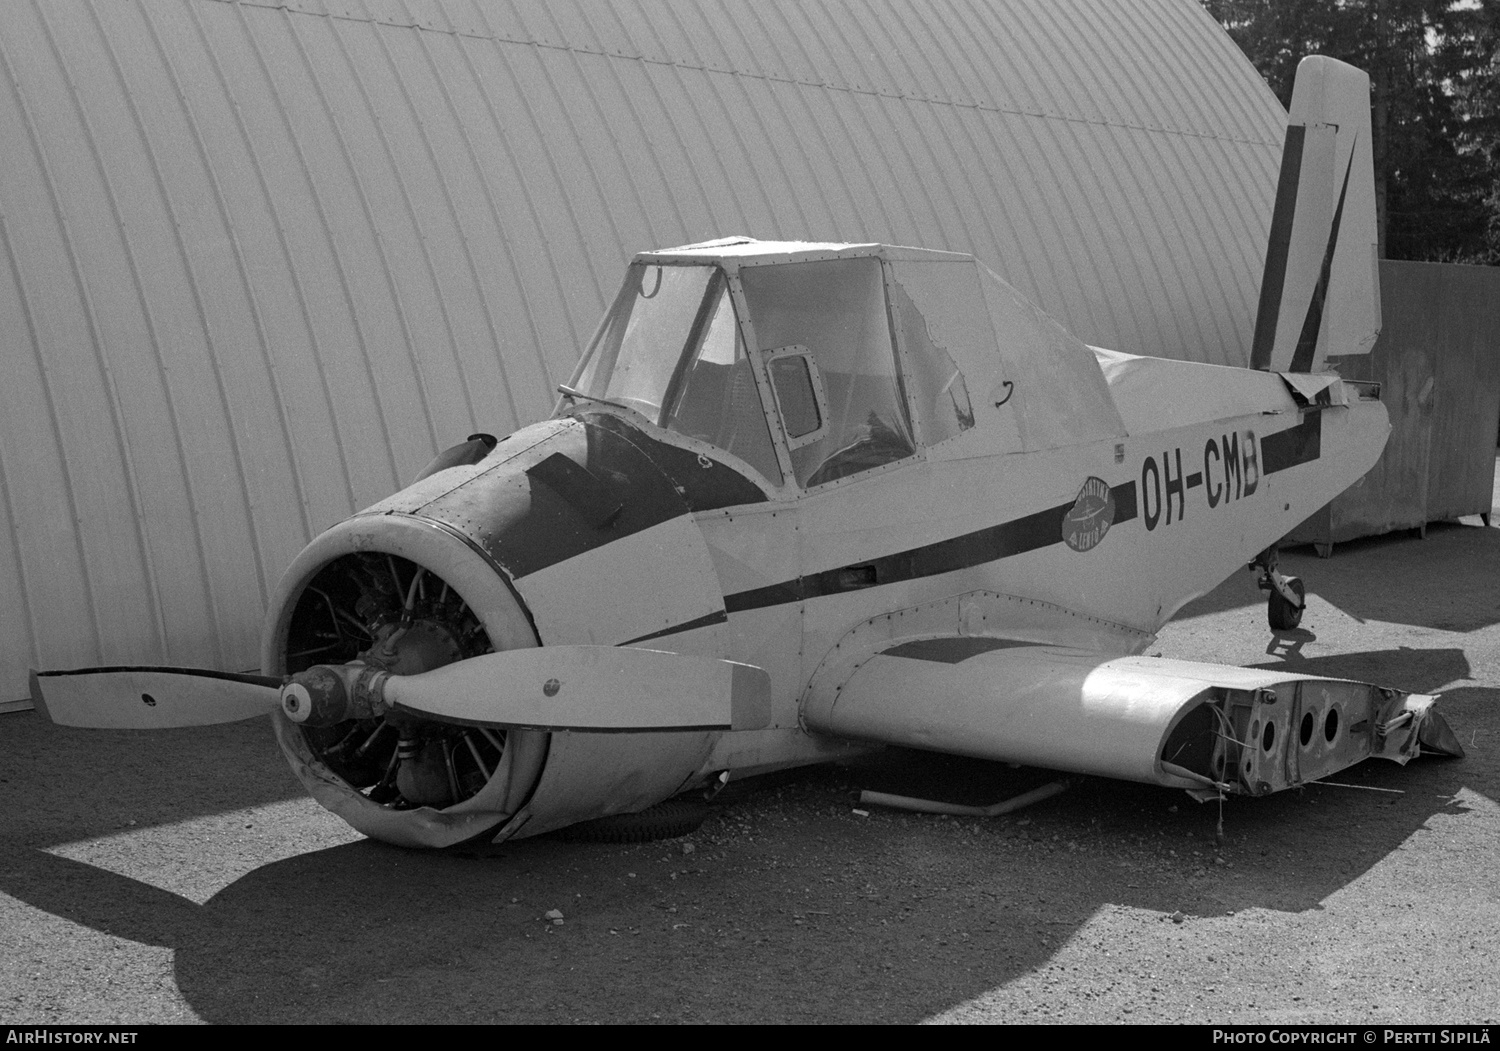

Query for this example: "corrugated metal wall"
[0,0,1286,697]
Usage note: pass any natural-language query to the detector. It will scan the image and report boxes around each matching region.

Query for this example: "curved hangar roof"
[0,0,1285,697]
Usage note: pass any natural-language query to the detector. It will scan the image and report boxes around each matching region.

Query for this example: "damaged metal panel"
[807,645,1458,795]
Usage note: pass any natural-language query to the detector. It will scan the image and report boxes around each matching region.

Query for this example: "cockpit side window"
[739,257,915,488]
[570,263,782,485]
[765,347,828,447]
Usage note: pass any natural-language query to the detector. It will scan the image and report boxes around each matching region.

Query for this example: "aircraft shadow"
[0,735,1483,1024]
[1170,521,1500,632]
[3,637,1490,1022]
[1247,645,1472,693]
[1280,522,1500,632]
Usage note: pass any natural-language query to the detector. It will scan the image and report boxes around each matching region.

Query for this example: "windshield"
[571,263,782,484]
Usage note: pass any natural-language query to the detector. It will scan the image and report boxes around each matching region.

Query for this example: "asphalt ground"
[2,500,1497,1024]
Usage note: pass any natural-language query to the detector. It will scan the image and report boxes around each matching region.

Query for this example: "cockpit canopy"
[566,238,1124,489]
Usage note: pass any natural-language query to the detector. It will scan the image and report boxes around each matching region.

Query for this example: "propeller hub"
[280,663,388,726]
[280,682,315,723]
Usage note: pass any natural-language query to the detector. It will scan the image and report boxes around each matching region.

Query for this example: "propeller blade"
[383,646,771,732]
[31,666,281,729]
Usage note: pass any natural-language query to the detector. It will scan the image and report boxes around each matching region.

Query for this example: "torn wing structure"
[807,644,1455,799]
[30,56,1459,849]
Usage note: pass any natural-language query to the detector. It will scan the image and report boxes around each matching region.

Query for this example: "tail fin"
[1250,56,1381,373]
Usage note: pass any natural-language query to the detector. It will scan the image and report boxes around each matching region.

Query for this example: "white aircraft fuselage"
[234,237,1416,849]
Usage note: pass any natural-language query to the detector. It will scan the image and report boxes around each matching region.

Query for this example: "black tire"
[1268,576,1306,631]
[558,796,709,844]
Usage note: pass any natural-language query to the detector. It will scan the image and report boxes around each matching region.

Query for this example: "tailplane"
[1250,56,1380,373]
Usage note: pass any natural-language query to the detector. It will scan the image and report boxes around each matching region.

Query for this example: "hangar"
[0,0,1301,699]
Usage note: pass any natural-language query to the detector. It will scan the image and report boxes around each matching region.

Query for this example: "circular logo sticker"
[1062,477,1116,552]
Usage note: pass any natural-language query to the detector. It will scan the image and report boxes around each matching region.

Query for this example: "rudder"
[1250,56,1380,373]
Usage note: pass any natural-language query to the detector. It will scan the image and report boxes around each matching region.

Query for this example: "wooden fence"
[1290,260,1500,554]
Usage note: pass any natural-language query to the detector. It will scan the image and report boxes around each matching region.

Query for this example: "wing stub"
[806,642,1456,795]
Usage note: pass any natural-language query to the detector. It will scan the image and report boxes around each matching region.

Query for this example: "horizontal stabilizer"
[804,641,1454,795]
[385,646,771,733]
[1278,371,1348,408]
[31,666,280,729]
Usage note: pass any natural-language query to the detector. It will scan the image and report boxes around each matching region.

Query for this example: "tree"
[1202,0,1500,264]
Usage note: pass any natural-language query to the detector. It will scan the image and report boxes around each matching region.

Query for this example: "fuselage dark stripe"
[725,480,1138,614]
[1262,412,1323,475]
[1111,480,1138,523]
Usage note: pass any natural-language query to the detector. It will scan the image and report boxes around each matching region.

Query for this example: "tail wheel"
[1268,576,1306,631]
[283,552,510,810]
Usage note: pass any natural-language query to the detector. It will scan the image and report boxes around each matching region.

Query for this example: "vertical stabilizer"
[1250,56,1381,373]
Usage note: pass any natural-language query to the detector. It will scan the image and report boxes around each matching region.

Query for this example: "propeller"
[30,666,281,729]
[33,647,772,734]
[283,646,772,732]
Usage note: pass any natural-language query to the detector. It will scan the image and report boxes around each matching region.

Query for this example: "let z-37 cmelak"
[35,57,1460,849]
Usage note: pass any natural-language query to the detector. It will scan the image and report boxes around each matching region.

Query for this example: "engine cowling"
[261,416,740,848]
